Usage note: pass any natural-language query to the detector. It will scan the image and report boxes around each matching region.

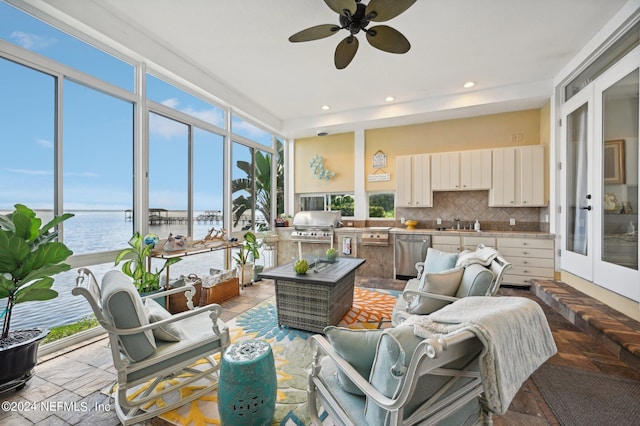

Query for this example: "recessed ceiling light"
[463,81,475,88]
[321,105,330,110]
[385,96,395,102]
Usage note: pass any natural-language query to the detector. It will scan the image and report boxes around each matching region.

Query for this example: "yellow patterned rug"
[115,287,398,426]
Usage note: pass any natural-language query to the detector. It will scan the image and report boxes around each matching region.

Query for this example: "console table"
[259,257,365,333]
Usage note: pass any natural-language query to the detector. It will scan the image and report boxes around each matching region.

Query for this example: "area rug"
[118,287,398,426]
[531,363,640,425]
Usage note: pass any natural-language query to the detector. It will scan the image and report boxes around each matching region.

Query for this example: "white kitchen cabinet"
[517,145,545,206]
[462,235,496,251]
[460,150,492,190]
[432,235,462,254]
[497,237,554,286]
[395,154,432,207]
[432,150,491,191]
[489,147,516,206]
[396,155,413,207]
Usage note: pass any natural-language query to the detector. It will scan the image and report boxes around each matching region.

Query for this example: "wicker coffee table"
[259,257,365,333]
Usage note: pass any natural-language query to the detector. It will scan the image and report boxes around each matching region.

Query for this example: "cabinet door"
[396,155,413,207]
[518,145,545,206]
[460,150,492,190]
[489,148,516,206]
[432,152,459,190]
[412,154,432,207]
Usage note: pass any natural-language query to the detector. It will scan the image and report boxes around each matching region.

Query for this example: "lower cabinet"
[431,235,462,254]
[497,237,554,286]
[462,236,496,251]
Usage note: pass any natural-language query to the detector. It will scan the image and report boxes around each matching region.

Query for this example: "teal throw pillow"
[145,298,184,342]
[324,326,385,395]
[409,266,464,314]
[424,247,458,273]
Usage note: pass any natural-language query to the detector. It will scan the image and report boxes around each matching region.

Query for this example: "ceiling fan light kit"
[288,0,416,69]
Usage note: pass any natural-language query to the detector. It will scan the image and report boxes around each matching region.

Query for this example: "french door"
[561,48,640,301]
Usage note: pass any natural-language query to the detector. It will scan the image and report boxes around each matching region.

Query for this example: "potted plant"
[115,232,181,296]
[0,204,74,392]
[234,231,262,285]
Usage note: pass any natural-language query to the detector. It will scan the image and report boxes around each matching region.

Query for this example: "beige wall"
[364,108,543,191]
[294,108,545,194]
[294,132,354,193]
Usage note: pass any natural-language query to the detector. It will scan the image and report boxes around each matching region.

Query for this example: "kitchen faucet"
[454,218,460,230]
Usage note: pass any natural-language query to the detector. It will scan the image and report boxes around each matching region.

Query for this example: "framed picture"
[604,139,625,184]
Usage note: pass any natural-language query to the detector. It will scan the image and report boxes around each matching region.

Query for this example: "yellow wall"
[294,132,354,193]
[293,108,544,193]
[364,109,543,191]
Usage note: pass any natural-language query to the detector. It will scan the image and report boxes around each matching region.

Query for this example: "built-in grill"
[290,211,342,244]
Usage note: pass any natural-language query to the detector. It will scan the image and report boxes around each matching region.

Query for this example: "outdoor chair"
[392,247,512,326]
[73,268,230,425]
[307,326,489,425]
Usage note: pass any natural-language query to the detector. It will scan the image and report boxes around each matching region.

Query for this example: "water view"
[3,210,265,331]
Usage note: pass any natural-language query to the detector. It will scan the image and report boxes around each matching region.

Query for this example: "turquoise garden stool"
[218,339,277,426]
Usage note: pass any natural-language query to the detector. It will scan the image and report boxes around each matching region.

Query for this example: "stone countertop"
[389,228,555,239]
[275,226,554,239]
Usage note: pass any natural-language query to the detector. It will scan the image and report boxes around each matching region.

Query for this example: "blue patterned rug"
[142,287,398,425]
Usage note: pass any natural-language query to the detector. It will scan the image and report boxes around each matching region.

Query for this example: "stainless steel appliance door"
[395,234,432,279]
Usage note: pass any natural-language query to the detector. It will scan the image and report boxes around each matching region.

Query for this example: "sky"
[0,2,274,212]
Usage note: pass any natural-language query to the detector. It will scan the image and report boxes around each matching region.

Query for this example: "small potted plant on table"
[234,231,262,286]
[115,232,181,301]
[0,204,74,393]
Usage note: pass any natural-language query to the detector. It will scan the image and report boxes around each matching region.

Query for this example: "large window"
[193,128,224,240]
[63,80,134,254]
[0,2,133,91]
[369,193,395,218]
[0,58,55,211]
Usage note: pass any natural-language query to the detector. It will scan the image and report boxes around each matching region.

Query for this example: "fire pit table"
[259,257,365,333]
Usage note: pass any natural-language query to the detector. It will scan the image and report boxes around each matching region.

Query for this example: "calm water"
[2,210,256,331]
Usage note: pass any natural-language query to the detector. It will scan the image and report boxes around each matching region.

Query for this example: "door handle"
[580,206,592,211]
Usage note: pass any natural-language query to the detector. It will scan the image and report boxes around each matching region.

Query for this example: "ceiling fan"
[288,0,416,69]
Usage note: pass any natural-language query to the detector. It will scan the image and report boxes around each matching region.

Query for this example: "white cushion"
[408,267,464,315]
[100,270,156,362]
[145,298,184,342]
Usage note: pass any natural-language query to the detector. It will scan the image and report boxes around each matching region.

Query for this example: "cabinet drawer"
[463,236,496,250]
[498,237,553,249]
[500,246,553,259]
[432,235,461,245]
[508,265,554,278]
[501,274,542,286]
[432,244,461,254]
[506,257,554,268]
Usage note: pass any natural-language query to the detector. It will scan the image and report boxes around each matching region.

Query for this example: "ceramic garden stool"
[218,339,277,426]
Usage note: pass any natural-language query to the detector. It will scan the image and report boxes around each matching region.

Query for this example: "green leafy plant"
[0,204,74,339]
[234,231,261,267]
[115,232,181,293]
[326,247,338,260]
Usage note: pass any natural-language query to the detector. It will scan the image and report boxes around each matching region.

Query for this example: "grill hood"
[292,211,342,229]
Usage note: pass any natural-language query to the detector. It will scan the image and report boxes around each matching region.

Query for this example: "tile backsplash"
[391,191,550,232]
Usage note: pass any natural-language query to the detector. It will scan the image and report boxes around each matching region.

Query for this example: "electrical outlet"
[436,217,442,225]
[509,218,516,226]
[544,215,549,223]
[400,217,405,224]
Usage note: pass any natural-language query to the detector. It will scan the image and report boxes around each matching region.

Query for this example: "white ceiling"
[22,0,631,137]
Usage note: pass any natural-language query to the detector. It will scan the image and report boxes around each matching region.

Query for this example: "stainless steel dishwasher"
[395,233,432,279]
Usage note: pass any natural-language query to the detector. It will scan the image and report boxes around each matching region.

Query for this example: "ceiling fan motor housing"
[340,2,370,35]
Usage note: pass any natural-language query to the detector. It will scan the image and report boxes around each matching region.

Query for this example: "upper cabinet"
[396,154,432,207]
[489,145,545,207]
[432,150,491,191]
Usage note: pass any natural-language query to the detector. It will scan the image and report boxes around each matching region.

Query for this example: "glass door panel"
[562,90,594,281]
[593,52,640,300]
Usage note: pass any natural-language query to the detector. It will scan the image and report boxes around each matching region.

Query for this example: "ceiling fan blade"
[366,25,410,54]
[334,36,359,69]
[325,0,357,17]
[289,24,341,42]
[366,0,417,22]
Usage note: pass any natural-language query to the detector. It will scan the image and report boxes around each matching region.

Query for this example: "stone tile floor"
[1,276,639,425]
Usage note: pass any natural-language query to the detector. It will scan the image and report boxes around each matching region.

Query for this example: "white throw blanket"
[402,296,557,415]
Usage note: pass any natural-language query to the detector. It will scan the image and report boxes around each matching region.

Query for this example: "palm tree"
[231,140,284,231]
